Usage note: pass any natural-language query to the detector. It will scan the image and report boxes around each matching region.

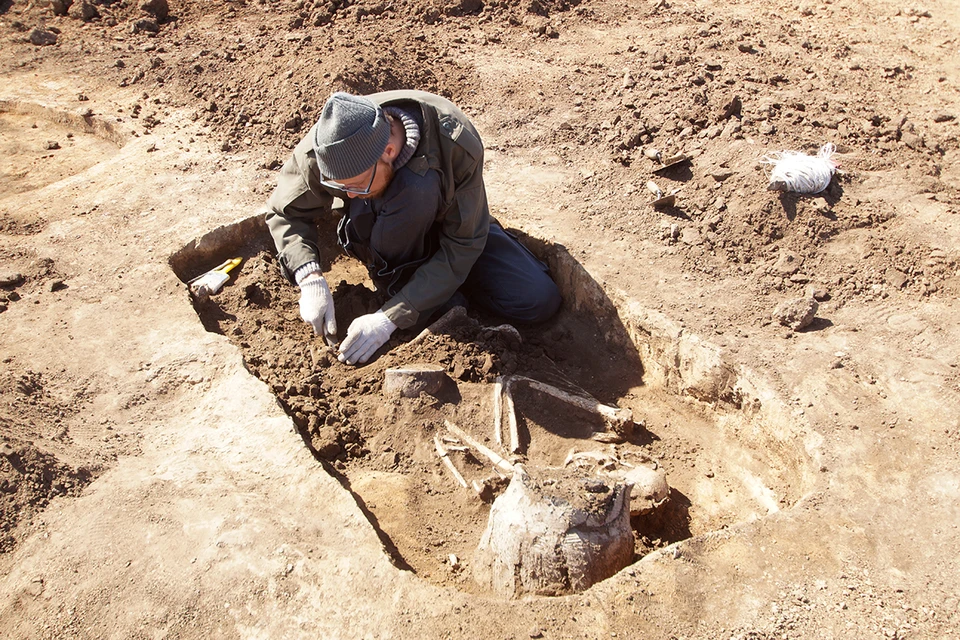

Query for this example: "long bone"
[503,379,520,453]
[500,375,634,440]
[444,420,515,474]
[492,377,503,446]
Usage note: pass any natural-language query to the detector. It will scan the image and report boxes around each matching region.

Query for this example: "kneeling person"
[265,90,561,365]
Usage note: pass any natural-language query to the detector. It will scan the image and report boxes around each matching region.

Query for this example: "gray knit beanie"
[312,92,390,181]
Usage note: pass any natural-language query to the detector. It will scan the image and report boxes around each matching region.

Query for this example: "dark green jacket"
[264,90,489,329]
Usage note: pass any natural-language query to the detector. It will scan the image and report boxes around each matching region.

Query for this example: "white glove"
[338,310,397,365]
[298,276,337,338]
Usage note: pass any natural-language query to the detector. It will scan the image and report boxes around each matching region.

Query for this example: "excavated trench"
[172,213,819,597]
[0,100,124,197]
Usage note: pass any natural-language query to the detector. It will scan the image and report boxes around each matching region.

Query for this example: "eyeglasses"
[321,162,377,195]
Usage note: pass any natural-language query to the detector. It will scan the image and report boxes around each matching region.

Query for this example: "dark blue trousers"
[462,223,561,324]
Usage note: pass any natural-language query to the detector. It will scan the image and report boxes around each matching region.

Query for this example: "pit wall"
[0,99,127,147]
[169,214,270,281]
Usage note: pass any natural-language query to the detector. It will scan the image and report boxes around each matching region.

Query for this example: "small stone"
[901,130,923,150]
[24,579,44,598]
[720,119,742,138]
[0,272,24,288]
[45,140,61,150]
[71,1,100,22]
[311,427,340,460]
[140,0,170,22]
[379,451,398,467]
[133,18,160,34]
[583,478,609,493]
[932,112,955,123]
[710,169,734,182]
[773,296,819,331]
[811,288,831,301]
[885,268,909,289]
[680,227,702,245]
[720,95,742,120]
[29,28,58,46]
[51,0,72,16]
[384,364,454,399]
[83,2,101,20]
[773,250,801,276]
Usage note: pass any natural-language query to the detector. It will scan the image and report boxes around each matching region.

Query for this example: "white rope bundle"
[761,143,837,194]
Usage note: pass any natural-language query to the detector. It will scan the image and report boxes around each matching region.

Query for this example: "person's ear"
[381,141,400,163]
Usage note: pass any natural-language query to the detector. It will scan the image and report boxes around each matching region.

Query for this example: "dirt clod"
[28,29,58,46]
[773,296,819,331]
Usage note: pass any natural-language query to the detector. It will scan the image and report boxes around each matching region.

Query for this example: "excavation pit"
[173,214,817,596]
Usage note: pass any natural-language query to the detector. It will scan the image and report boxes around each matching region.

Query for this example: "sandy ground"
[1,0,960,637]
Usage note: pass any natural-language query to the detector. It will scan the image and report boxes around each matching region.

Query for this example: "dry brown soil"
[1,0,960,638]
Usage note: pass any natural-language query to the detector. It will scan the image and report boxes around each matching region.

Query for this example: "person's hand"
[338,311,397,365]
[298,274,337,338]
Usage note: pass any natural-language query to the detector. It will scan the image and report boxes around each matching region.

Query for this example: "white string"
[761,143,837,194]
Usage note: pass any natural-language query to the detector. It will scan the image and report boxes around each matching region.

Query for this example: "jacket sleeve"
[380,171,489,330]
[264,131,334,283]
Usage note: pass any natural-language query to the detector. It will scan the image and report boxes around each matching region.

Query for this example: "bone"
[444,420,515,474]
[492,377,503,446]
[502,375,634,437]
[434,434,468,488]
[503,379,520,454]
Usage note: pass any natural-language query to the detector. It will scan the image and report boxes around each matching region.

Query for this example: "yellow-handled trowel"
[189,258,242,297]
